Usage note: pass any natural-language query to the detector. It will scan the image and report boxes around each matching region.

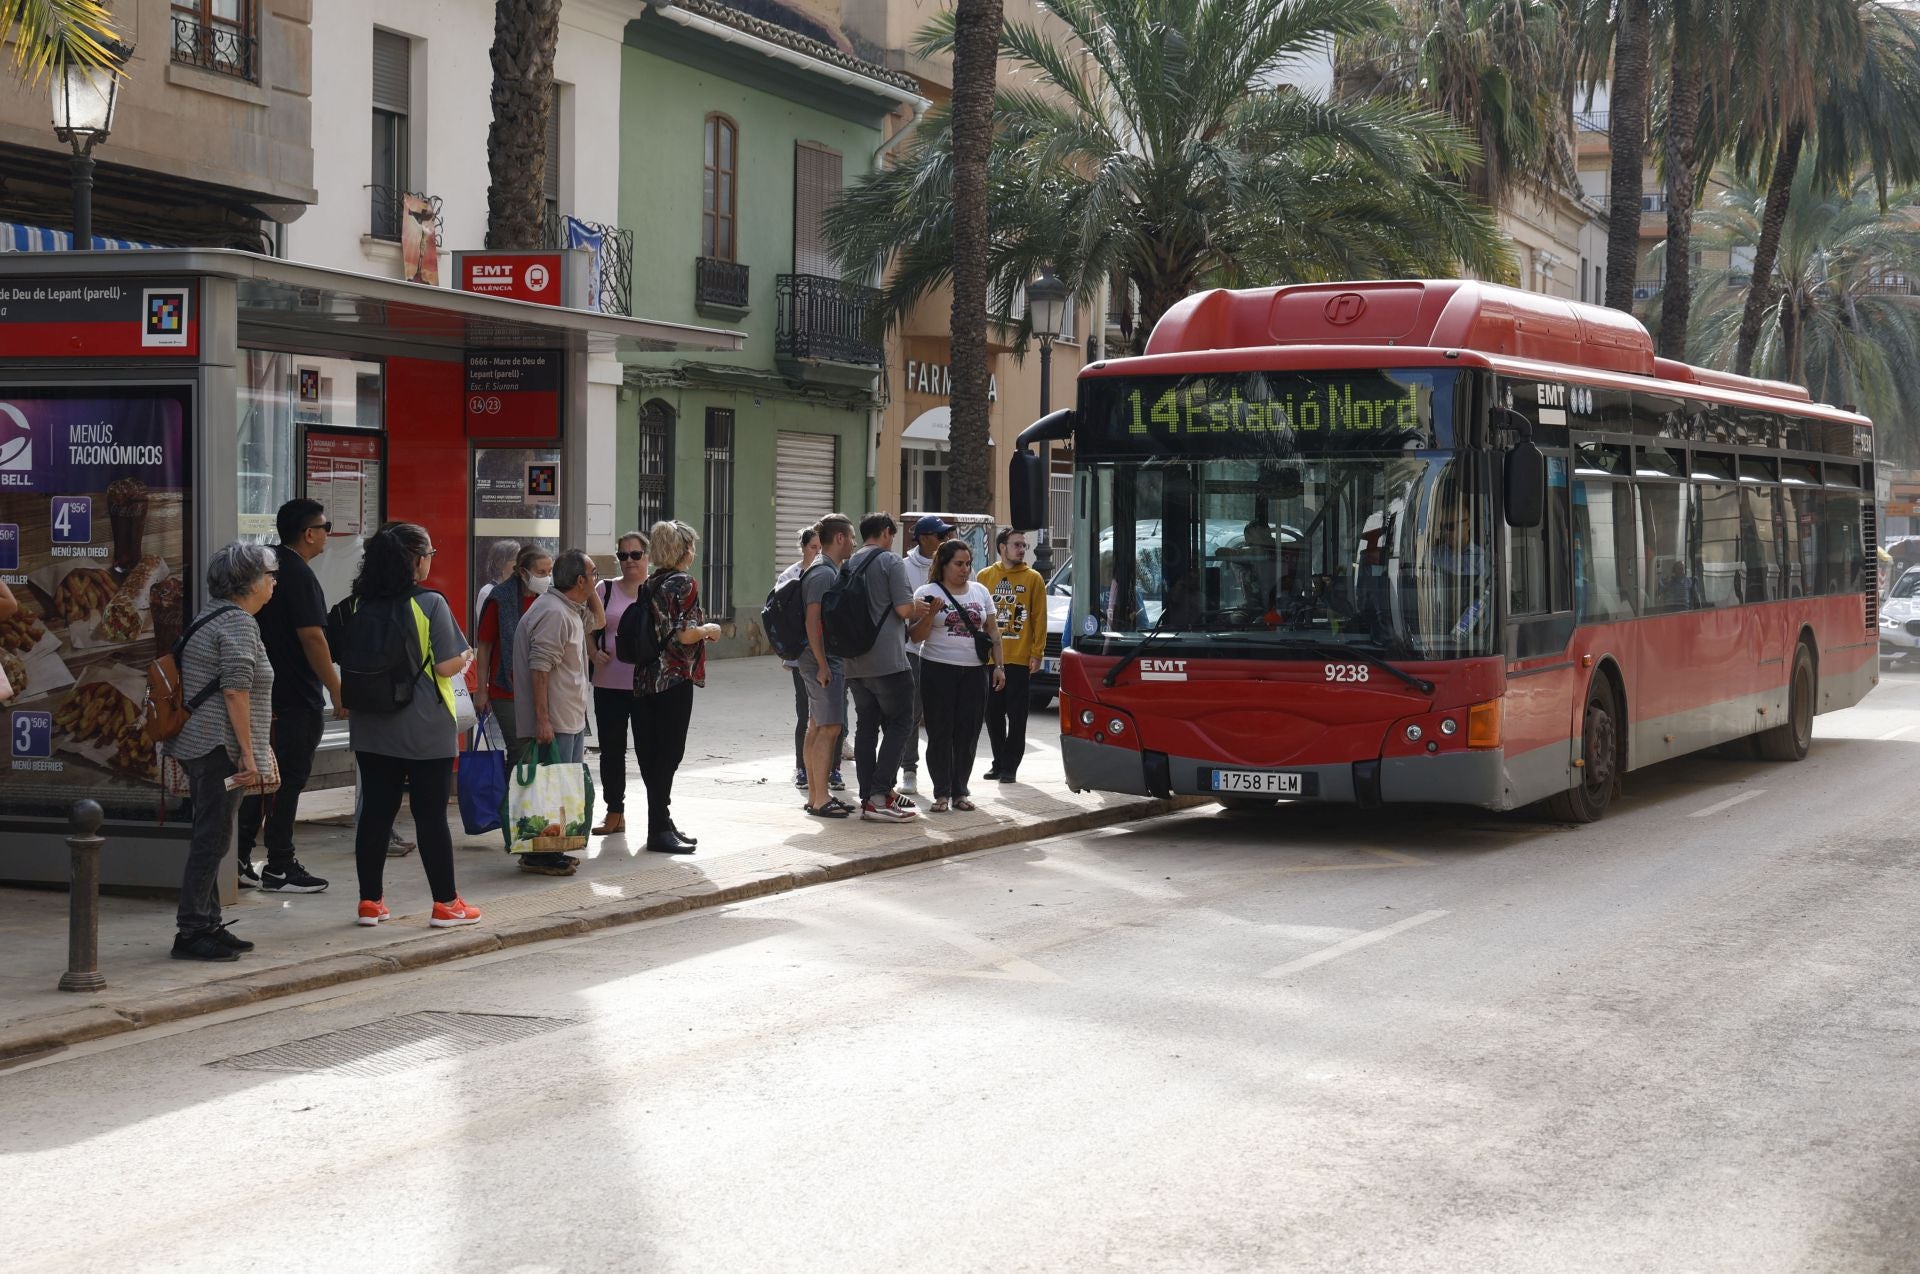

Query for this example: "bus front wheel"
[1754,644,1815,762]
[1547,677,1620,823]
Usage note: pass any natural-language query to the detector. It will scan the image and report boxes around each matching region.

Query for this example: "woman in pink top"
[589,532,650,835]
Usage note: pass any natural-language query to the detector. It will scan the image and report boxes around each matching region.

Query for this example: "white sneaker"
[861,794,919,822]
[899,768,918,794]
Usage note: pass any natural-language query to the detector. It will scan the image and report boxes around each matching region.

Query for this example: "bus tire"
[1547,676,1620,823]
[1754,643,1815,762]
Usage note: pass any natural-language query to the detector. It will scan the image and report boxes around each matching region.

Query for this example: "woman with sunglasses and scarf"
[588,532,650,835]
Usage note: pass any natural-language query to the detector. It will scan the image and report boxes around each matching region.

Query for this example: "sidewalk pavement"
[0,655,1192,1063]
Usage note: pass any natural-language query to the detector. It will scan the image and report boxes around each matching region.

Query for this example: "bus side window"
[1638,481,1695,613]
[1740,484,1781,602]
[1508,455,1571,617]
[1573,478,1636,621]
[1697,483,1743,608]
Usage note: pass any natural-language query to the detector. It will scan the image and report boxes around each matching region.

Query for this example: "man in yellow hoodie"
[978,528,1047,782]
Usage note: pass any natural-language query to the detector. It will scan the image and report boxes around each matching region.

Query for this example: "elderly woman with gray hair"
[164,542,282,962]
[633,519,722,854]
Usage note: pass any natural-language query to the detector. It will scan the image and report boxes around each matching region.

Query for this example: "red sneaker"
[356,899,390,927]
[429,897,482,928]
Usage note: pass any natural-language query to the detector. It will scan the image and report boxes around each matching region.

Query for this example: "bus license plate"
[1041,657,1060,675]
[1210,769,1304,796]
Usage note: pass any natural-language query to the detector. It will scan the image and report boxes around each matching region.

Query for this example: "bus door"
[1504,450,1582,798]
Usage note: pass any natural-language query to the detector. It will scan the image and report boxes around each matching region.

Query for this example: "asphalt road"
[9,671,1920,1273]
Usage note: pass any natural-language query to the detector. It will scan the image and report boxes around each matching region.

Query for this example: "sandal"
[805,799,853,818]
[930,798,950,813]
[952,797,977,812]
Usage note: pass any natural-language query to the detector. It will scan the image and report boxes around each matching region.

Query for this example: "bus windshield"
[1073,371,1491,659]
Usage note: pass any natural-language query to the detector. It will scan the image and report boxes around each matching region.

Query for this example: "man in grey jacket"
[512,549,605,875]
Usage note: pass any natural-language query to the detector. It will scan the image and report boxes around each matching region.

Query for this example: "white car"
[1882,567,1920,664]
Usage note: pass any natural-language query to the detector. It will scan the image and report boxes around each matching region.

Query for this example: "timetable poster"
[0,385,192,821]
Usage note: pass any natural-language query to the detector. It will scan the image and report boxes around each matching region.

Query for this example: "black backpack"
[760,574,808,660]
[330,589,430,714]
[614,579,664,668]
[821,551,885,658]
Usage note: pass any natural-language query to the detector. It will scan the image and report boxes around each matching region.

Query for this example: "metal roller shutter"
[773,432,838,575]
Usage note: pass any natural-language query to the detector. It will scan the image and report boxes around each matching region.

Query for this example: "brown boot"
[592,811,625,836]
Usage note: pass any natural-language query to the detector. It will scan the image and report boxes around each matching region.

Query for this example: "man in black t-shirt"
[236,498,344,893]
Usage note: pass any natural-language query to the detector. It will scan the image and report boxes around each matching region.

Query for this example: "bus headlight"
[1079,709,1097,727]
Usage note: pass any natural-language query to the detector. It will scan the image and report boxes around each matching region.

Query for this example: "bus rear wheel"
[1754,643,1815,762]
[1547,677,1620,823]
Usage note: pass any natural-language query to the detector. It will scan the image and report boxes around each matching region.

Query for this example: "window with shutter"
[369,31,412,240]
[792,143,842,277]
[703,116,738,262]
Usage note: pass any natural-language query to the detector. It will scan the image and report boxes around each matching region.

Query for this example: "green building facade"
[616,3,918,656]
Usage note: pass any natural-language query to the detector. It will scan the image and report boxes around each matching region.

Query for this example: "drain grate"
[209,1011,573,1078]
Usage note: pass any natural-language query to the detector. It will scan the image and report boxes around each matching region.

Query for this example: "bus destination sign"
[1081,369,1456,457]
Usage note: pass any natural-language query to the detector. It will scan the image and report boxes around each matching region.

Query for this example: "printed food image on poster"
[0,386,191,820]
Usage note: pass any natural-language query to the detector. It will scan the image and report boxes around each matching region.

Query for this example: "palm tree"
[484,0,561,252]
[1653,0,1737,360]
[828,0,1508,374]
[944,0,1004,514]
[1340,0,1577,213]
[1717,0,1920,376]
[3,0,118,80]
[1594,0,1654,312]
[1691,172,1920,462]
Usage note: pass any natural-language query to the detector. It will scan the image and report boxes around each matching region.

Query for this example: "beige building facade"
[0,0,315,248]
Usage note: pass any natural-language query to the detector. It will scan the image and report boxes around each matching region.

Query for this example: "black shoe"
[518,852,577,876]
[982,769,1002,781]
[261,860,329,894]
[997,771,1018,783]
[236,859,261,889]
[209,922,254,952]
[646,829,697,854]
[171,930,240,962]
[670,822,699,846]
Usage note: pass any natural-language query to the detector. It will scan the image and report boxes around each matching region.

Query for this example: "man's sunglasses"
[307,521,331,534]
[614,551,648,562]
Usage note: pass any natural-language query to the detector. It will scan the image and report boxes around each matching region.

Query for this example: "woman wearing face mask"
[473,544,553,762]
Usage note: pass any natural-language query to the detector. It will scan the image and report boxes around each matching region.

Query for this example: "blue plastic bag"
[458,711,508,836]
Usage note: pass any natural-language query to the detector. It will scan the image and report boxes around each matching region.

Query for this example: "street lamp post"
[1025,266,1072,577]
[50,43,129,252]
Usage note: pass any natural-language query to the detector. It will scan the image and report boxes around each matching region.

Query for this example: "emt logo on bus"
[1139,659,1188,681]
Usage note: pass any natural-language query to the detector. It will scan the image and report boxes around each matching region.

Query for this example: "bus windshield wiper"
[1102,609,1179,688]
[1207,634,1435,695]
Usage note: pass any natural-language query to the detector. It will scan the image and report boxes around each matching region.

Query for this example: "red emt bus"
[1007,280,1878,820]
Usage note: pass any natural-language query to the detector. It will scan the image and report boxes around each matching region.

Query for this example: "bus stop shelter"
[0,249,742,887]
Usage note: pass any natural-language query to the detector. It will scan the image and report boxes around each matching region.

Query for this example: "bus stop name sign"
[0,279,198,357]
[465,351,560,439]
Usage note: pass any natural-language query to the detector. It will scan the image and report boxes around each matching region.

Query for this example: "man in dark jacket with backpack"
[842,513,932,822]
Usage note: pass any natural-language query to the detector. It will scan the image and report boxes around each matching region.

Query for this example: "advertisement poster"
[402,195,440,286]
[0,385,192,820]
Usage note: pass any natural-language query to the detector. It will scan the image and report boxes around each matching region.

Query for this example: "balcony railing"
[367,186,443,245]
[776,274,882,367]
[696,257,750,311]
[540,210,634,316]
[1591,192,1670,215]
[171,12,257,81]
[1574,111,1609,133]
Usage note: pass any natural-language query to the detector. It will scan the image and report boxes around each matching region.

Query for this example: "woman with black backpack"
[631,519,721,854]
[341,523,482,928]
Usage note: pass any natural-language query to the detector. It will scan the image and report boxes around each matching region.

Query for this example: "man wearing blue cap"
[899,514,953,794]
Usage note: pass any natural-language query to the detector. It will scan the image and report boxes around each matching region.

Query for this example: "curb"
[0,795,1200,1066]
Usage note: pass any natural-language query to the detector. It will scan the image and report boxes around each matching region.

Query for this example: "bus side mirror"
[1009,449,1049,531]
[1009,408,1076,532]
[1505,440,1545,528]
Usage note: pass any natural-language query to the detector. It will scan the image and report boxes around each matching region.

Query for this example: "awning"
[2,221,163,252]
[901,406,995,447]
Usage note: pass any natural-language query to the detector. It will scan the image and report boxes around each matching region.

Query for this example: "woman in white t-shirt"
[907,539,1005,812]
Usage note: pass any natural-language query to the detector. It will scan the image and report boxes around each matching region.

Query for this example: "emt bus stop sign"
[451,250,587,309]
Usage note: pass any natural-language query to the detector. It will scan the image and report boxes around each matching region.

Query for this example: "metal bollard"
[58,800,106,993]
